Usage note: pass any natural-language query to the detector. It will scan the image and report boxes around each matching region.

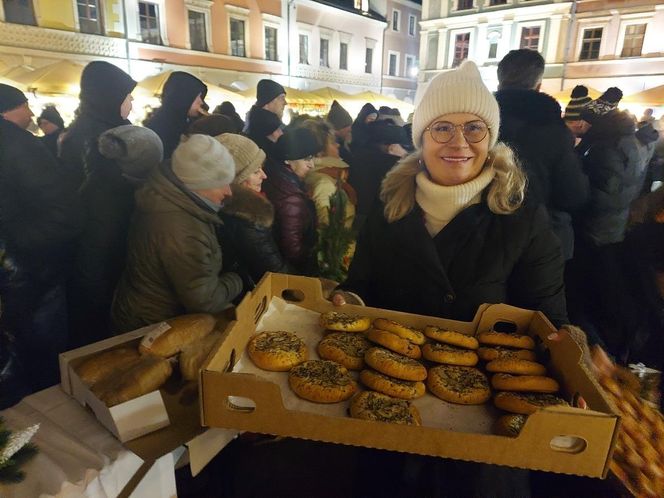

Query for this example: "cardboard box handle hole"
[492,321,518,334]
[254,296,268,324]
[226,396,256,412]
[549,435,587,454]
[281,289,305,302]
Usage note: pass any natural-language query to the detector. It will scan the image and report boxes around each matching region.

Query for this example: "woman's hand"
[331,292,346,306]
[328,290,364,306]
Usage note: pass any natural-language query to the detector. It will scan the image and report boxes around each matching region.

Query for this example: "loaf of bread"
[75,348,141,387]
[139,314,216,358]
[180,331,222,381]
[91,355,173,406]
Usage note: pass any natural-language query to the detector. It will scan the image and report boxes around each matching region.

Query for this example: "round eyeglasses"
[425,120,489,144]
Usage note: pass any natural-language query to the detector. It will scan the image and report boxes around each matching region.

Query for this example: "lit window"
[621,24,646,57]
[453,33,470,67]
[520,26,540,50]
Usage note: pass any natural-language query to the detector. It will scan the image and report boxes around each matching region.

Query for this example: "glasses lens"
[430,122,456,143]
[463,122,488,143]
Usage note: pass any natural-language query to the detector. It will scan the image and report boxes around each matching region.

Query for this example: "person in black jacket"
[214,101,244,133]
[37,105,65,158]
[59,61,136,187]
[245,107,284,158]
[144,71,207,159]
[349,102,378,153]
[0,84,82,398]
[495,49,589,261]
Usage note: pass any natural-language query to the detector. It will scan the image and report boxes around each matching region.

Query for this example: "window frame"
[404,54,417,78]
[579,26,603,61]
[76,0,104,35]
[2,0,37,25]
[619,22,647,58]
[186,0,213,52]
[451,31,471,68]
[138,1,161,45]
[391,9,400,32]
[319,36,330,67]
[519,25,541,51]
[408,14,417,37]
[299,33,310,65]
[387,50,400,77]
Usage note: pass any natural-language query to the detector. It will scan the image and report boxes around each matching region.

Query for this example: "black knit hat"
[256,79,286,107]
[37,105,65,129]
[0,83,28,113]
[277,127,322,160]
[251,107,282,136]
[564,86,592,122]
[581,87,623,123]
[326,100,352,130]
[367,120,408,145]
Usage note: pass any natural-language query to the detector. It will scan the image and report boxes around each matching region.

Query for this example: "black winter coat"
[349,146,400,220]
[342,197,568,328]
[219,185,293,285]
[576,110,644,246]
[495,89,589,260]
[263,161,317,275]
[144,72,207,159]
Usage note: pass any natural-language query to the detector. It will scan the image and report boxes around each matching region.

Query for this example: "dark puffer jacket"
[495,89,589,260]
[576,110,645,246]
[219,184,293,285]
[59,61,136,186]
[263,160,317,275]
[144,72,207,159]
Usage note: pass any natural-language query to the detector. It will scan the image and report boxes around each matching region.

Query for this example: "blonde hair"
[380,142,526,223]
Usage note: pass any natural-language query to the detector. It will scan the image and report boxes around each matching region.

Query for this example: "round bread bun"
[424,326,478,350]
[427,365,491,405]
[350,391,421,425]
[422,342,479,366]
[491,373,560,393]
[359,369,426,400]
[477,346,537,362]
[288,360,357,403]
[493,391,568,415]
[319,311,371,332]
[364,347,427,381]
[485,358,547,376]
[372,318,426,345]
[494,414,528,437]
[477,331,535,350]
[317,332,371,370]
[247,331,307,371]
[366,328,422,359]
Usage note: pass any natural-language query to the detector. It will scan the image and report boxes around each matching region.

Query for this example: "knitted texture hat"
[38,105,65,129]
[277,128,322,161]
[326,100,352,130]
[256,79,286,107]
[580,87,623,123]
[216,133,266,185]
[0,84,28,113]
[564,85,592,122]
[172,134,235,189]
[412,60,500,149]
[251,107,282,136]
[98,125,163,179]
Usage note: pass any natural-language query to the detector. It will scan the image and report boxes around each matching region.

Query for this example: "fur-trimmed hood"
[220,184,275,228]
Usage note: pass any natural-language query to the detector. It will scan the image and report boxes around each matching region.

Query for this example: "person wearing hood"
[216,133,294,286]
[68,126,163,347]
[37,105,65,158]
[349,103,378,153]
[214,101,245,133]
[111,135,243,332]
[60,61,137,187]
[144,71,208,159]
[246,107,283,158]
[495,49,589,262]
[263,127,322,275]
[326,100,353,164]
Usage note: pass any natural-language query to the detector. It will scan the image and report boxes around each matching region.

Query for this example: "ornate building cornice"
[293,64,381,87]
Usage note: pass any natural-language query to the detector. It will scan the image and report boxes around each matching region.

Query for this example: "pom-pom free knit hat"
[172,134,235,190]
[411,60,500,149]
[0,84,28,113]
[256,79,286,108]
[326,100,353,130]
[98,125,163,179]
[216,133,266,185]
[564,85,592,122]
[580,87,623,123]
[276,128,323,161]
[37,105,65,129]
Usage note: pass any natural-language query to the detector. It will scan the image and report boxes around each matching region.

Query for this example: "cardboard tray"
[200,273,620,478]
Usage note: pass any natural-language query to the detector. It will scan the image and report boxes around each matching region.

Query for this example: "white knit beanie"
[172,134,235,189]
[412,60,500,149]
[215,133,266,185]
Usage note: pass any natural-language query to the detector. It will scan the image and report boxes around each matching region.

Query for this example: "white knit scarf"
[415,166,496,236]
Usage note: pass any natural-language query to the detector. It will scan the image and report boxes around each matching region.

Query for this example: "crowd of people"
[1,48,664,495]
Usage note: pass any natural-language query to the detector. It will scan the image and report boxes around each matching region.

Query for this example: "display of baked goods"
[477,346,536,362]
[359,368,426,400]
[364,347,428,382]
[288,360,358,403]
[139,313,217,357]
[75,347,141,386]
[366,327,422,359]
[319,311,372,332]
[422,342,479,366]
[424,326,479,350]
[373,318,426,345]
[180,331,222,381]
[317,332,371,370]
[493,392,568,415]
[485,358,547,376]
[477,331,535,350]
[427,365,491,405]
[247,331,308,371]
[493,414,528,437]
[491,373,559,393]
[350,391,421,425]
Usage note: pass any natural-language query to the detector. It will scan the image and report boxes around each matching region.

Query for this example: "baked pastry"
[75,348,141,387]
[366,328,422,359]
[247,331,307,371]
[180,331,222,381]
[485,358,547,376]
[91,355,172,406]
[427,365,491,405]
[319,311,371,332]
[317,332,371,370]
[494,414,528,437]
[359,369,426,400]
[372,318,426,345]
[477,331,535,350]
[364,347,427,381]
[477,346,536,362]
[139,313,216,357]
[350,391,421,425]
[288,360,357,403]
[493,391,568,414]
[491,373,560,393]
[422,342,479,366]
[424,326,479,350]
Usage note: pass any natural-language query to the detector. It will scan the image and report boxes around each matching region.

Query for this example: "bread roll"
[139,314,216,358]
[91,355,172,406]
[180,331,222,381]
[75,348,141,387]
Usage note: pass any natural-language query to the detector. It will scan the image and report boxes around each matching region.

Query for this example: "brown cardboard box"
[200,273,620,478]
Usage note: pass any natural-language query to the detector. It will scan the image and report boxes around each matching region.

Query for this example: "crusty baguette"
[180,331,222,381]
[75,348,141,387]
[139,314,216,357]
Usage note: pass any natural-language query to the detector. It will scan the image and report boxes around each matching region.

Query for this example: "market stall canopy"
[12,60,84,95]
[622,84,664,106]
[309,87,353,102]
[135,70,243,103]
[548,86,602,104]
